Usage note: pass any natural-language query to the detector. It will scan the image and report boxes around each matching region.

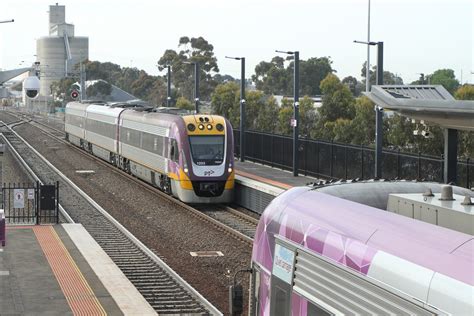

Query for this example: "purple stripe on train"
[252,187,377,275]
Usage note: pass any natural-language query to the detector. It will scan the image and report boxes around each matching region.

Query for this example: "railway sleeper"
[136,287,190,295]
[150,306,206,313]
[145,299,201,306]
[127,274,175,281]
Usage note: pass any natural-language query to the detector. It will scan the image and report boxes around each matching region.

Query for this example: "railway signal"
[70,89,79,99]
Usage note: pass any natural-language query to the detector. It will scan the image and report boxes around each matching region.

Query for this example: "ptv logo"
[204,170,215,176]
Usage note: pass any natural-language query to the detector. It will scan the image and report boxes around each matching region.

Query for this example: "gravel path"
[3,113,252,314]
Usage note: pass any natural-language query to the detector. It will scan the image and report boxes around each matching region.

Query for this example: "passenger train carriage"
[241,187,473,316]
[65,101,234,203]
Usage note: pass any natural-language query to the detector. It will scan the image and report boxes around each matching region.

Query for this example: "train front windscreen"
[189,135,225,166]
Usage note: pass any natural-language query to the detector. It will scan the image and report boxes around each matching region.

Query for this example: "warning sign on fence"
[27,189,35,200]
[13,189,25,209]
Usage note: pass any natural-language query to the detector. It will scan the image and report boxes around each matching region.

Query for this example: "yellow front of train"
[171,114,234,204]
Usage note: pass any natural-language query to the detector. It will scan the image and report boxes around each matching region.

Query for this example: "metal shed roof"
[365,85,474,131]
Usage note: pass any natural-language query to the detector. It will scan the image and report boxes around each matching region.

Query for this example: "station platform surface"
[0,224,156,315]
[235,159,320,189]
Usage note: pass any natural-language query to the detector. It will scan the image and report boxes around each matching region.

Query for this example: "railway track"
[0,120,221,315]
[10,111,259,245]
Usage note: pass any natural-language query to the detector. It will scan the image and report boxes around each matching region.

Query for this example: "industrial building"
[36,4,88,97]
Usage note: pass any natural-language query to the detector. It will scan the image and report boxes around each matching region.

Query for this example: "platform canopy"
[0,67,32,85]
[365,85,474,131]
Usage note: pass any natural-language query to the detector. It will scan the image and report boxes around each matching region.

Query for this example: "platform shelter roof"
[365,85,474,131]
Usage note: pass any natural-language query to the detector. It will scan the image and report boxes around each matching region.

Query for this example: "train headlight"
[228,167,233,173]
[207,124,213,130]
[216,123,224,131]
[184,167,189,173]
[198,124,205,130]
[187,123,196,131]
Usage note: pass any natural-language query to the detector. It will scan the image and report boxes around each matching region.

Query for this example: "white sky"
[1,0,473,84]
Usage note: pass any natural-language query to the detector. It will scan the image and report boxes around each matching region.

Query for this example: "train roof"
[254,187,473,286]
[310,180,474,209]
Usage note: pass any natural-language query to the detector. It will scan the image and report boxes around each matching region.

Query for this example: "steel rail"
[22,113,257,245]
[0,122,74,223]
[2,121,222,315]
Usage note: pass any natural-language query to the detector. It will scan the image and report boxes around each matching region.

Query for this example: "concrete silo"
[36,4,88,96]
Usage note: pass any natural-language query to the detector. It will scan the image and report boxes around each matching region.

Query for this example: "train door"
[269,242,296,316]
[269,275,292,316]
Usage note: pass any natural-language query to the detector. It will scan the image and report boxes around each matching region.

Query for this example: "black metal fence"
[234,130,473,188]
[2,181,59,224]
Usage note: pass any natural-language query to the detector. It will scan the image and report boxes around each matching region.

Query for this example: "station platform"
[234,160,322,214]
[0,224,156,315]
[235,160,320,189]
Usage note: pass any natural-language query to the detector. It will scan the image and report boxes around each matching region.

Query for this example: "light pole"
[166,65,172,107]
[354,40,384,179]
[225,56,246,162]
[0,19,14,24]
[184,61,200,113]
[366,0,371,92]
[275,50,300,176]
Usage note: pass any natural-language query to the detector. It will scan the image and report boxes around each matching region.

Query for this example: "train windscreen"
[189,135,225,166]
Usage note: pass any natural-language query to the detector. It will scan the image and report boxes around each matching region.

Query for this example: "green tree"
[84,60,166,105]
[252,56,290,95]
[385,113,415,149]
[454,84,474,158]
[298,57,333,95]
[299,96,317,136]
[86,80,112,98]
[157,36,219,101]
[454,84,474,100]
[252,56,333,96]
[276,96,316,136]
[211,82,239,126]
[244,90,267,130]
[350,96,375,145]
[360,61,404,86]
[426,69,459,94]
[175,96,194,111]
[256,95,280,133]
[50,77,76,104]
[318,74,355,122]
[342,76,362,96]
[332,118,353,143]
[278,102,293,135]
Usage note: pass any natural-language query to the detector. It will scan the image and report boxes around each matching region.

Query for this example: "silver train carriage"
[65,101,234,203]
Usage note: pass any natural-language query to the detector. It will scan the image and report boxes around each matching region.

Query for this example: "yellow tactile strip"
[33,225,107,316]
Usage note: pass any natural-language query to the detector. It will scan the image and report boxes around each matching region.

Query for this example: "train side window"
[170,139,178,162]
[269,276,291,316]
[307,302,333,316]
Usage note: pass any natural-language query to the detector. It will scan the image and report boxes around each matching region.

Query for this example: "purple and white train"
[246,187,473,315]
[65,101,234,203]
